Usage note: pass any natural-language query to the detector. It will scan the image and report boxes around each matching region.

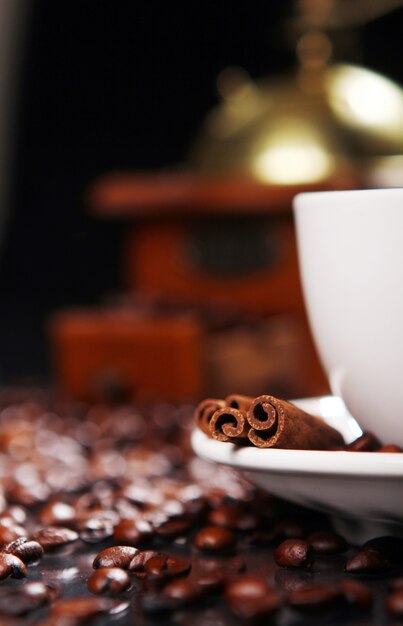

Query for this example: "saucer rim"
[191,395,403,478]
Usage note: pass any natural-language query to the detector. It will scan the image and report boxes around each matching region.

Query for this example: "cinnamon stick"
[194,398,226,436]
[209,406,249,442]
[246,395,344,450]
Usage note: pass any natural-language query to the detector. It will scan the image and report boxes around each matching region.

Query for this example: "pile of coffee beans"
[0,387,402,625]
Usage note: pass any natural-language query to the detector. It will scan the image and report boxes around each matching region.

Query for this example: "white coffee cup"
[293,188,403,447]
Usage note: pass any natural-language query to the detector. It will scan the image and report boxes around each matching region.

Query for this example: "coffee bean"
[154,518,191,538]
[339,579,373,608]
[378,444,403,453]
[128,550,164,578]
[197,572,226,592]
[287,584,343,612]
[93,546,139,570]
[307,530,348,554]
[87,567,131,595]
[0,522,26,544]
[4,537,44,564]
[162,578,204,606]
[344,549,390,573]
[50,596,124,621]
[199,555,246,576]
[385,588,403,616]
[0,552,27,579]
[141,591,176,614]
[225,575,281,620]
[79,518,114,544]
[274,539,312,568]
[363,536,403,564]
[0,581,51,616]
[275,568,314,592]
[39,501,76,526]
[346,432,380,451]
[113,518,152,545]
[32,526,79,552]
[208,504,259,530]
[193,526,236,552]
[144,554,191,581]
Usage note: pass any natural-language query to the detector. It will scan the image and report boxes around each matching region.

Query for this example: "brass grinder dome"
[190,38,403,186]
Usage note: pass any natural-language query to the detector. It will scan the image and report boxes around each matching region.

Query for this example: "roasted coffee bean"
[197,571,226,592]
[32,526,79,552]
[275,568,314,592]
[141,591,176,614]
[39,501,76,526]
[225,575,281,620]
[344,549,390,573]
[79,519,114,544]
[274,539,312,568]
[0,522,26,544]
[0,552,27,579]
[154,518,191,538]
[162,578,204,606]
[93,546,139,570]
[1,506,27,525]
[287,584,343,612]
[385,588,403,616]
[87,567,131,595]
[273,518,310,540]
[144,554,191,580]
[129,550,164,578]
[339,579,373,608]
[4,537,44,564]
[363,536,403,564]
[199,555,246,576]
[346,432,380,451]
[378,444,403,452]
[208,504,259,530]
[50,596,125,621]
[193,526,236,552]
[307,530,348,554]
[0,581,52,616]
[113,518,152,545]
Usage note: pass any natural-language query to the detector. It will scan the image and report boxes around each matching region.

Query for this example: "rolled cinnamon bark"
[224,394,254,412]
[209,406,249,442]
[246,395,344,450]
[194,398,226,436]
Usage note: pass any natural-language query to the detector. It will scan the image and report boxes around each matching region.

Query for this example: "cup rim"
[293,187,403,212]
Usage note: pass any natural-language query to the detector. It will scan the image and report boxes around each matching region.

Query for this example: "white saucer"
[191,396,403,542]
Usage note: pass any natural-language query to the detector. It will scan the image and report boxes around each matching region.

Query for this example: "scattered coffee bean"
[208,504,259,530]
[346,432,380,451]
[0,522,26,544]
[363,536,403,564]
[275,568,314,592]
[113,518,152,545]
[4,537,44,564]
[385,588,403,617]
[193,526,236,552]
[129,550,164,578]
[0,581,51,616]
[274,539,312,568]
[87,567,131,595]
[199,554,246,576]
[345,549,390,574]
[93,546,139,570]
[307,530,348,554]
[50,596,124,621]
[0,552,27,579]
[197,571,226,592]
[287,583,343,612]
[154,518,191,538]
[225,575,281,620]
[144,554,191,581]
[32,526,79,552]
[162,578,204,606]
[140,591,176,614]
[339,579,373,608]
[39,501,76,526]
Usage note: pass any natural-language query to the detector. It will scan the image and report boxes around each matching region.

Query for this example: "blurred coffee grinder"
[51,0,403,404]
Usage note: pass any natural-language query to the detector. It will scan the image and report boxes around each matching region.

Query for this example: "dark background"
[0,0,402,382]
